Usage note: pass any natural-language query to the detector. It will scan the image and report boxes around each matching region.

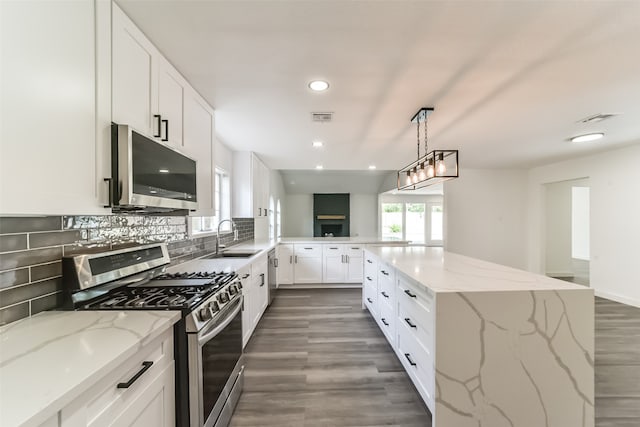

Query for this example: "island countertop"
[366,245,587,292]
[0,310,180,427]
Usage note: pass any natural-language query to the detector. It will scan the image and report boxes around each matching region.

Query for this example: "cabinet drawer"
[398,300,433,355]
[345,246,363,257]
[237,265,252,291]
[294,244,322,257]
[363,282,378,315]
[378,302,395,346]
[364,262,378,285]
[322,245,344,255]
[378,282,394,312]
[397,321,434,408]
[378,263,394,286]
[398,276,433,315]
[364,255,377,269]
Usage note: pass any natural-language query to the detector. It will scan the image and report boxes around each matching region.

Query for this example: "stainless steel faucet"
[215,219,238,255]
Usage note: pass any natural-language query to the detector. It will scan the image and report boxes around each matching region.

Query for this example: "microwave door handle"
[197,297,242,346]
[103,177,113,208]
[161,119,169,141]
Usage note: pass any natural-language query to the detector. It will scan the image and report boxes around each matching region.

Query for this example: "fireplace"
[313,193,350,237]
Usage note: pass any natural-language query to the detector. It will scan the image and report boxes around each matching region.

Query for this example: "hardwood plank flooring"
[230,290,640,427]
[230,288,432,427]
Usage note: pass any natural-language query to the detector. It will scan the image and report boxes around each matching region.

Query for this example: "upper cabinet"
[232,152,271,219]
[0,0,109,215]
[157,57,186,148]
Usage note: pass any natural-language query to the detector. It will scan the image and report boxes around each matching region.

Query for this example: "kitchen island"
[363,246,594,427]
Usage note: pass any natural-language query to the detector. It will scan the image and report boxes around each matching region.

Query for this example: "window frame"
[379,197,443,246]
[189,167,231,237]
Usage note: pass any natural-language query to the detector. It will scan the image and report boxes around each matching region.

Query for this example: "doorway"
[544,178,590,286]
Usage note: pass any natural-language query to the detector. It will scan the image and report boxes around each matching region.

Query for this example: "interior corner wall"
[350,194,377,237]
[527,142,640,307]
[443,169,528,270]
[269,170,286,236]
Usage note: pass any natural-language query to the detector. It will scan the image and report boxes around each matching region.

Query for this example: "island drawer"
[397,321,434,409]
[378,263,395,288]
[398,298,433,354]
[398,275,433,314]
[363,282,378,315]
[378,302,396,346]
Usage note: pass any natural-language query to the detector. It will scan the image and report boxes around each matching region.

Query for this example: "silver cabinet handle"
[346,255,350,263]
[304,247,313,250]
[274,258,279,268]
[289,255,293,264]
[329,247,338,250]
[294,255,298,263]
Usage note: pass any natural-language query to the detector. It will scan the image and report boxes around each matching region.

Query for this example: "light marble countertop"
[0,310,180,427]
[279,236,409,244]
[366,245,587,292]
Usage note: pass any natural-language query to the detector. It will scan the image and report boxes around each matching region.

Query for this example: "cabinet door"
[238,265,252,348]
[0,0,108,215]
[157,58,185,148]
[294,257,323,284]
[323,246,346,283]
[183,90,214,216]
[346,256,364,283]
[276,245,294,285]
[112,3,157,136]
[104,363,175,427]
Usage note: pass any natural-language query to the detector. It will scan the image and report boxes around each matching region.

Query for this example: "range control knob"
[228,285,237,295]
[217,292,229,304]
[209,301,220,313]
[236,282,243,290]
[198,306,212,321]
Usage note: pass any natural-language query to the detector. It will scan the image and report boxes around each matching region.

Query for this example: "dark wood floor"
[230,288,432,426]
[230,289,640,427]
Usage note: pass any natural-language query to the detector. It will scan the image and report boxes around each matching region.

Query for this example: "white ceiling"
[118,0,640,171]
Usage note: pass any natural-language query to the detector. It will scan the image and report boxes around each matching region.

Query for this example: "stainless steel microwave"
[109,123,198,212]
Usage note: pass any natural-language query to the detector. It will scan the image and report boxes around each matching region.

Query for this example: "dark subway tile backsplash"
[0,215,254,326]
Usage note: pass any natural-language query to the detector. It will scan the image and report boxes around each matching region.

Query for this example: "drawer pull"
[330,247,338,250]
[381,270,389,276]
[404,353,417,367]
[304,247,313,250]
[404,289,417,298]
[351,247,360,250]
[381,291,389,298]
[404,318,417,328]
[242,273,250,279]
[366,276,372,281]
[381,318,389,326]
[367,259,373,264]
[367,298,373,303]
[117,361,153,389]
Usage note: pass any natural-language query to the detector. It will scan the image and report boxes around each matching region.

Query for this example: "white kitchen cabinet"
[60,328,175,427]
[112,2,158,137]
[322,245,345,283]
[157,57,185,148]
[238,264,253,348]
[293,244,323,284]
[345,246,364,283]
[0,0,111,215]
[183,90,215,216]
[232,152,271,220]
[252,254,269,326]
[276,244,294,285]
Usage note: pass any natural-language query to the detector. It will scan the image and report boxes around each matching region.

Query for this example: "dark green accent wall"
[313,193,350,237]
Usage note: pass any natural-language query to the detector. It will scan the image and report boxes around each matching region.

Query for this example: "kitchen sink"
[202,250,260,259]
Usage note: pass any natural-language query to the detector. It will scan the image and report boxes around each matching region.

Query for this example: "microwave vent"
[312,112,333,123]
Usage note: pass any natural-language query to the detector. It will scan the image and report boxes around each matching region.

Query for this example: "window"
[276,200,282,239]
[380,200,443,245]
[381,203,403,240]
[191,168,231,235]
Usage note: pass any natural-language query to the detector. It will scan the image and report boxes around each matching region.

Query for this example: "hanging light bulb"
[405,171,412,186]
[426,157,435,178]
[418,162,426,180]
[411,167,419,184]
[436,152,446,175]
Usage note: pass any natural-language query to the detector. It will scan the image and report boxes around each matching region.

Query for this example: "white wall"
[270,170,286,237]
[215,139,233,173]
[350,194,378,237]
[544,180,576,276]
[283,194,313,237]
[527,142,640,307]
[444,169,528,270]
[571,186,590,261]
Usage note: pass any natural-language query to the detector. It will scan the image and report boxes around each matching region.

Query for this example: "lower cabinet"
[239,253,268,348]
[276,244,294,285]
[59,328,175,427]
[293,244,323,283]
[362,250,436,413]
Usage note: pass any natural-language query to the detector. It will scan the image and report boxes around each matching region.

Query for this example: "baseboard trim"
[278,283,362,289]
[595,290,640,308]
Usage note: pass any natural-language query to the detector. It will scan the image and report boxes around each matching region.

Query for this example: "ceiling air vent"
[577,113,617,124]
[311,112,333,123]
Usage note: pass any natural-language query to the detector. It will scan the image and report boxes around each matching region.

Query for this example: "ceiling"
[281,170,392,194]
[118,0,640,171]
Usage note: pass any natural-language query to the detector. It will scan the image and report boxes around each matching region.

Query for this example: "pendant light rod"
[410,107,434,124]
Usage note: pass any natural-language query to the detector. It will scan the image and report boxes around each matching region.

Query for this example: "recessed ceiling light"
[312,141,324,148]
[316,165,324,170]
[308,80,329,91]
[150,190,157,194]
[571,133,604,143]
[368,165,376,170]
[158,168,170,173]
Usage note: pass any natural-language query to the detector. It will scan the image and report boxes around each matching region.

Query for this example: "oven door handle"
[197,296,243,346]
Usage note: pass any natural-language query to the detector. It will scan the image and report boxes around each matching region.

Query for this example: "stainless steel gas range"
[62,243,244,427]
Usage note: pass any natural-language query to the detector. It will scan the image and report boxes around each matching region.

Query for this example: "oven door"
[188,296,243,427]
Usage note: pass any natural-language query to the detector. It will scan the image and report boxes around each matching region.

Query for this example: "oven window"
[201,307,242,422]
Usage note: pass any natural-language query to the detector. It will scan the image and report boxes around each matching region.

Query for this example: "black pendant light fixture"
[397,107,458,190]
